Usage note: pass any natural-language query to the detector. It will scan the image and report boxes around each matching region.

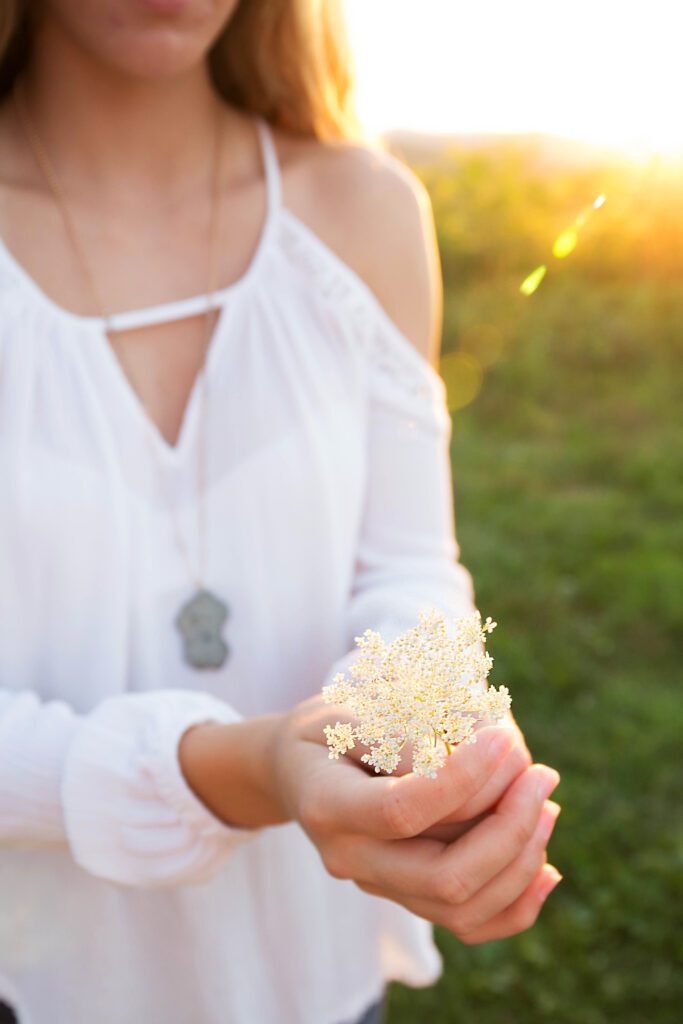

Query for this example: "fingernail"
[537,768,560,801]
[538,802,561,843]
[540,869,563,902]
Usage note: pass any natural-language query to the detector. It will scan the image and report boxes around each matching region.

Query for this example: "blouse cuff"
[62,690,258,889]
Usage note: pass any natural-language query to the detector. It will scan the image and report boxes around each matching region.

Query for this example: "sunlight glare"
[552,231,578,260]
[344,0,682,159]
[520,266,547,296]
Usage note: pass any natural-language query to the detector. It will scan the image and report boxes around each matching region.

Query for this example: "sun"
[344,0,683,160]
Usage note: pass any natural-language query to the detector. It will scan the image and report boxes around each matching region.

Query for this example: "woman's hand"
[179,694,562,945]
[271,695,562,945]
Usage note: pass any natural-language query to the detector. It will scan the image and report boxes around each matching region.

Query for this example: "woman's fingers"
[413,717,532,841]
[443,723,532,824]
[420,814,484,843]
[302,725,515,840]
[334,763,559,899]
[450,862,563,944]
[354,803,562,945]
[447,800,561,935]
[422,726,531,840]
[360,860,563,945]
[366,799,560,929]
[427,764,559,904]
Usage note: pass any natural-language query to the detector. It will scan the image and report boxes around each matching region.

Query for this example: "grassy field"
[386,145,682,1023]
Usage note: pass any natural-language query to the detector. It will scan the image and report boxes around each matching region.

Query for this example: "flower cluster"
[322,607,512,779]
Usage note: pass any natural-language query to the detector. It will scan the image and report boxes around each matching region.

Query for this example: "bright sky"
[344,0,682,157]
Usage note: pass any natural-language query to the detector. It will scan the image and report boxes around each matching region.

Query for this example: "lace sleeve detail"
[278,210,443,407]
[279,209,477,704]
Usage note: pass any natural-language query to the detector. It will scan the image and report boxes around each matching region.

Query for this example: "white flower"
[323,721,356,759]
[322,608,512,778]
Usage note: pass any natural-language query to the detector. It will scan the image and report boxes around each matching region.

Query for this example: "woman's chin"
[38,0,238,83]
[94,28,217,82]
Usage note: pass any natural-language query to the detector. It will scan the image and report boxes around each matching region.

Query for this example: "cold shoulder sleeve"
[0,687,258,887]
[323,300,478,684]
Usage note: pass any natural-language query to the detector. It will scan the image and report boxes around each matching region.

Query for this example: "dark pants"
[355,996,386,1024]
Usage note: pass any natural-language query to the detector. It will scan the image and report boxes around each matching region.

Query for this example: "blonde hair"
[0,0,370,142]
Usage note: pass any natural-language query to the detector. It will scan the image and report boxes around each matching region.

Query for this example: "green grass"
[386,267,683,1023]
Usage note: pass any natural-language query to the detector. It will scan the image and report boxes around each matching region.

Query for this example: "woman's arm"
[178,712,286,828]
[177,152,562,942]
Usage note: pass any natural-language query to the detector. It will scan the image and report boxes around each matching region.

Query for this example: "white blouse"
[0,116,478,1024]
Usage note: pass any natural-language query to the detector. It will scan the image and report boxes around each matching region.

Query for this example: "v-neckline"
[88,210,276,462]
[93,293,240,466]
[0,112,282,464]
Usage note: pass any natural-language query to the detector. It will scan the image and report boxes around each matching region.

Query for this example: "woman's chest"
[0,302,368,709]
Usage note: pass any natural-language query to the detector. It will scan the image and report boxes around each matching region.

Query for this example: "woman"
[0,2,562,1022]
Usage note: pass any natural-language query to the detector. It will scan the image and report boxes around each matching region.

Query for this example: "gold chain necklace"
[13,83,231,671]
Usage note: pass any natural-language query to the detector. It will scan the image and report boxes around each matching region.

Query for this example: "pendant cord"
[12,81,223,592]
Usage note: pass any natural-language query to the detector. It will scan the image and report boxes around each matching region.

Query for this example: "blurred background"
[343,1,682,1021]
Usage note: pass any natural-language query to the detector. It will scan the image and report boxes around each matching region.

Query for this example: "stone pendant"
[175,589,229,670]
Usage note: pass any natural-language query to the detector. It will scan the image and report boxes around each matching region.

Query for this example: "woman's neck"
[20,15,225,198]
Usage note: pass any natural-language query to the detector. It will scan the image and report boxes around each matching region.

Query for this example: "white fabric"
[0,116,478,1024]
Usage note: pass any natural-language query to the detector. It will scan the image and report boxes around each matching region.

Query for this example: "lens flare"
[552,229,578,259]
[521,194,607,292]
[520,265,547,295]
[439,351,484,410]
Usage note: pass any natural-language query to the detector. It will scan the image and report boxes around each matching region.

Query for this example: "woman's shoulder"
[274,126,442,369]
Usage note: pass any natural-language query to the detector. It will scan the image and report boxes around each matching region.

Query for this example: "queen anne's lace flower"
[323,722,356,759]
[322,608,512,778]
